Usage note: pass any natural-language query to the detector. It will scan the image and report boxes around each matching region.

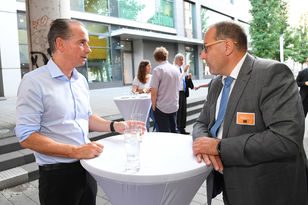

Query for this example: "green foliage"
[119,0,145,21]
[84,0,109,15]
[249,0,291,61]
[288,14,308,64]
[201,8,209,34]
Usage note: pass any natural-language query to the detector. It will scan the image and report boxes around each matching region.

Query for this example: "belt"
[39,161,81,171]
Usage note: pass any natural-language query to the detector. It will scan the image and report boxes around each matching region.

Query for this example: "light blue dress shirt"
[15,59,92,165]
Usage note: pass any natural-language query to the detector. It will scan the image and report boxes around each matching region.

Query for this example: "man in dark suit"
[192,21,308,205]
[296,56,308,116]
[174,53,194,134]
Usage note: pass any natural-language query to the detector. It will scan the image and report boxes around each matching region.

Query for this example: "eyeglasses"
[202,40,226,52]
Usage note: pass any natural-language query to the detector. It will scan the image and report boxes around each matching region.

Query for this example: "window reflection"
[201,7,233,37]
[71,0,174,28]
[184,1,195,38]
[71,0,109,15]
[185,46,196,77]
[80,22,112,83]
[17,12,29,77]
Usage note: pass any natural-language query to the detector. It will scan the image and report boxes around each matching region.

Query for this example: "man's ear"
[55,37,65,53]
[224,39,234,56]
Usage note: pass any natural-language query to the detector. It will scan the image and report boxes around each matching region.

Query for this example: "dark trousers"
[177,91,187,131]
[153,107,177,133]
[39,161,97,205]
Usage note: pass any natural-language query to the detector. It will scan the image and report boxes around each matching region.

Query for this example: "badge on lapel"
[236,112,255,125]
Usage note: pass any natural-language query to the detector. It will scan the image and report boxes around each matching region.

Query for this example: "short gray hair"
[174,53,184,65]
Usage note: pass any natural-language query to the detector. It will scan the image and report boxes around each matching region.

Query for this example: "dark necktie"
[210,77,234,138]
[179,67,186,92]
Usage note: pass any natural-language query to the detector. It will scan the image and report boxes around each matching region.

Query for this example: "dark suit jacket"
[193,54,308,205]
[296,68,308,103]
[184,76,194,97]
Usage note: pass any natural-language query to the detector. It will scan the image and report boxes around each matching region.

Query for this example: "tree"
[289,14,308,65]
[249,0,292,61]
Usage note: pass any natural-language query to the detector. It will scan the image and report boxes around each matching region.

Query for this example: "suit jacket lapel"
[222,54,255,138]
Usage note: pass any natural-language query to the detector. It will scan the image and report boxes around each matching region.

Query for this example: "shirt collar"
[222,52,247,82]
[47,58,79,80]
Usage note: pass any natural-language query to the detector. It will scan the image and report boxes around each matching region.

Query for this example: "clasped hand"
[193,137,224,171]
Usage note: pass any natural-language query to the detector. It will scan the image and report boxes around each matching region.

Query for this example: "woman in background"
[132,60,158,131]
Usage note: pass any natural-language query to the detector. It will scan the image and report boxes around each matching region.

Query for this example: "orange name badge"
[236,112,255,126]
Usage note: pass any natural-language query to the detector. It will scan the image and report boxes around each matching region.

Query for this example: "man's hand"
[184,64,190,72]
[193,137,220,156]
[305,81,308,86]
[72,142,104,159]
[193,137,223,171]
[114,121,146,134]
[196,153,223,171]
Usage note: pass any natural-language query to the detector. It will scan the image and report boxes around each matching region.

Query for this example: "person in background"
[296,56,308,117]
[194,75,215,90]
[132,60,158,131]
[132,60,152,94]
[15,18,144,205]
[174,53,194,134]
[150,46,180,133]
[192,21,308,205]
[194,83,209,90]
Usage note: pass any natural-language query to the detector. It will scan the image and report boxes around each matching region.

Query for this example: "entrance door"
[123,52,133,85]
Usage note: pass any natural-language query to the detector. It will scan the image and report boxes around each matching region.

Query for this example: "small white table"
[113,94,151,122]
[81,132,212,205]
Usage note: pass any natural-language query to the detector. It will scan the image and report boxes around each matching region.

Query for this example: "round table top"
[81,132,209,184]
[113,94,150,101]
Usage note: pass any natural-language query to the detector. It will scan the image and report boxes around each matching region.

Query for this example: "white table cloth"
[113,94,151,122]
[81,132,212,205]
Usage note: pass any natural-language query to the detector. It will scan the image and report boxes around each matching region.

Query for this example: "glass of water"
[124,126,140,173]
[130,113,146,142]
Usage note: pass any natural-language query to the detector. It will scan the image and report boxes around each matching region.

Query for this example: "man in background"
[296,56,308,116]
[150,46,180,133]
[174,53,194,134]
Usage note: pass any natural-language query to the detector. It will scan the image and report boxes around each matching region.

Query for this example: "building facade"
[0,0,251,97]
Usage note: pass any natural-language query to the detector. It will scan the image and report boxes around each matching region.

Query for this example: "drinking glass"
[124,125,140,173]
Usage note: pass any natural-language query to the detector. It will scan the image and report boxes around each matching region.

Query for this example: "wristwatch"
[110,121,115,132]
[216,141,222,156]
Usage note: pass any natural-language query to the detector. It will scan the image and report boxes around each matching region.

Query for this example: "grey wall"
[143,40,178,70]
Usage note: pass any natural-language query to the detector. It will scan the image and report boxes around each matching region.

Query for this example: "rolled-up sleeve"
[15,77,43,142]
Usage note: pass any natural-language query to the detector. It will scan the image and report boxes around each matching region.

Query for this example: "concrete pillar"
[133,39,144,75]
[0,0,21,97]
[25,0,70,70]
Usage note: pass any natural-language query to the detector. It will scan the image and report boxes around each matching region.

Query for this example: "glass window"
[201,7,233,37]
[184,1,195,38]
[17,12,29,77]
[185,46,196,77]
[119,0,174,28]
[70,0,109,16]
[80,22,112,83]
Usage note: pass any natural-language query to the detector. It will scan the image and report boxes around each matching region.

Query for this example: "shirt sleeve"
[150,68,161,89]
[14,76,43,142]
